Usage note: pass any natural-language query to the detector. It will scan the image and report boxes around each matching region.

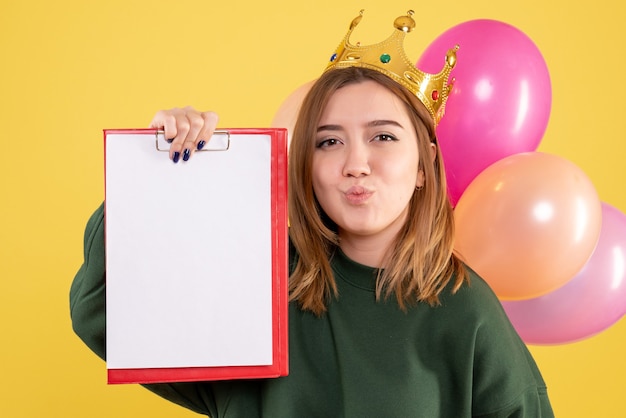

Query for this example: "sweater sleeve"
[69,202,107,359]
[69,203,219,417]
[467,274,555,418]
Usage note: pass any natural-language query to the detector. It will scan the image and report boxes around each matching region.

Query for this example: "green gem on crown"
[380,53,391,64]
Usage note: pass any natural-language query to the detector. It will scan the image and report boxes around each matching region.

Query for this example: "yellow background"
[1,0,624,416]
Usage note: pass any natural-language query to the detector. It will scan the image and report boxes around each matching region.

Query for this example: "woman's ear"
[416,142,437,189]
[429,142,437,163]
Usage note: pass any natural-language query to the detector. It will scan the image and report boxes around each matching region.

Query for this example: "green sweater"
[70,204,554,417]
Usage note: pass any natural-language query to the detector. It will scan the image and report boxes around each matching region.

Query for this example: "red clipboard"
[104,128,288,384]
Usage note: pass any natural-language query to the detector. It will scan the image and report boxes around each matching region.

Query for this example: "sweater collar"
[331,248,380,291]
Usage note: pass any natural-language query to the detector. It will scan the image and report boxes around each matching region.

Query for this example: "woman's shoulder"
[436,264,510,322]
[442,264,496,298]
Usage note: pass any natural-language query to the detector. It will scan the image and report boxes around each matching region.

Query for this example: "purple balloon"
[417,20,552,206]
[501,203,626,345]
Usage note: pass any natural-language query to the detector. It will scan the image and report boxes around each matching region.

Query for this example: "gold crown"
[325,10,459,126]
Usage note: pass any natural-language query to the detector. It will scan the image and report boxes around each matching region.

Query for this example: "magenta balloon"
[417,20,552,206]
[501,203,626,345]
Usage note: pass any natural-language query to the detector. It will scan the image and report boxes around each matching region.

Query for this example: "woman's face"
[312,80,422,245]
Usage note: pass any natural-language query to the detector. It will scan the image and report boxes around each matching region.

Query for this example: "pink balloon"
[417,20,552,206]
[502,203,626,345]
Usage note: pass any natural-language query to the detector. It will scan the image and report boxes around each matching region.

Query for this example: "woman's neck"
[338,230,396,268]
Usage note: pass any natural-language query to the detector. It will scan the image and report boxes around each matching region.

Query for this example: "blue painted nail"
[183,149,191,161]
[197,140,206,150]
[172,151,180,163]
[166,138,175,143]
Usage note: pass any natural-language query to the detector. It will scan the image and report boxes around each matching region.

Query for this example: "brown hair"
[288,67,468,315]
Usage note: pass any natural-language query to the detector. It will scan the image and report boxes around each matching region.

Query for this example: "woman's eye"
[316,138,341,148]
[374,134,398,142]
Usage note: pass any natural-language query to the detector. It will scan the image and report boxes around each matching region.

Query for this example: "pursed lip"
[344,186,373,204]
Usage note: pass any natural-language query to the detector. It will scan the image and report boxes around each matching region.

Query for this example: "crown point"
[446,45,460,68]
[394,12,416,33]
[350,10,364,30]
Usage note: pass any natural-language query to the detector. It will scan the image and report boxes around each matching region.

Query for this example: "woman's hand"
[149,106,219,163]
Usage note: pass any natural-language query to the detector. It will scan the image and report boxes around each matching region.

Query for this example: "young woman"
[70,11,554,417]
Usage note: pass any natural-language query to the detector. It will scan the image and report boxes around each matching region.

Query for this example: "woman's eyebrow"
[317,120,403,132]
[317,124,343,132]
[367,119,404,128]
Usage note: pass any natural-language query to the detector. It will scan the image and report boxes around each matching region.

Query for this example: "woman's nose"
[342,143,371,178]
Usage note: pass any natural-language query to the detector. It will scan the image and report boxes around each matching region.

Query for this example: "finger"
[149,109,179,143]
[179,107,206,162]
[196,111,219,151]
[150,108,187,162]
[167,109,193,162]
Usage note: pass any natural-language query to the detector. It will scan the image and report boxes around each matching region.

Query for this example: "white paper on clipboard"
[104,128,287,382]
